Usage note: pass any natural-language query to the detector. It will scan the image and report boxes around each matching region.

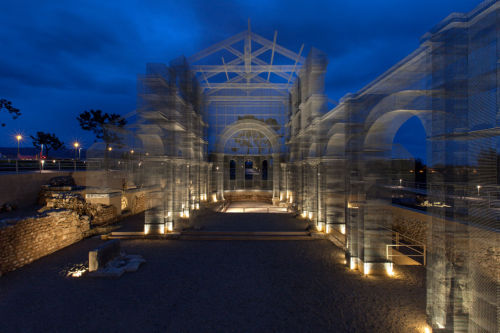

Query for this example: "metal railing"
[386,231,426,266]
[0,159,87,174]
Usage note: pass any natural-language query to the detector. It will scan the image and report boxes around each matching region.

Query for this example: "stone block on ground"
[88,239,121,272]
[87,253,145,277]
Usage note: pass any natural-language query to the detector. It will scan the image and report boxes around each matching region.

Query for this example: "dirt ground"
[0,212,427,332]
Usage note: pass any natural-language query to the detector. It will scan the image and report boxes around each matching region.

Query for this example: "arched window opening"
[245,160,253,180]
[262,160,268,180]
[229,160,236,180]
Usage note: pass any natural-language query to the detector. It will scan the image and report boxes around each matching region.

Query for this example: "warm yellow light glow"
[180,211,184,218]
[130,150,134,154]
[144,224,151,235]
[364,262,371,275]
[159,224,165,234]
[325,224,332,233]
[308,212,313,220]
[386,262,394,276]
[108,146,112,151]
[212,194,217,202]
[184,210,190,218]
[350,257,356,270]
[68,268,87,278]
[347,202,359,209]
[340,224,346,235]
[73,142,79,148]
[289,196,293,203]
[279,193,284,201]
[316,222,323,232]
[191,204,195,210]
[16,134,22,141]
[302,211,307,218]
[424,326,432,333]
[166,222,173,232]
[195,203,200,210]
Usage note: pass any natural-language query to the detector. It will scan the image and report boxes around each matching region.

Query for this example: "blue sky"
[0,0,480,160]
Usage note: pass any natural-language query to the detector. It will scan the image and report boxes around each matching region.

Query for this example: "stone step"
[104,232,181,240]
[178,235,314,241]
[181,231,310,236]
[179,231,313,241]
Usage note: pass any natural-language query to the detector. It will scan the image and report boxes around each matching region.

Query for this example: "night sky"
[0,0,480,160]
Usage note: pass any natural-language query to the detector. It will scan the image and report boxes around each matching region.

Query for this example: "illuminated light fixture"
[16,134,22,141]
[184,210,190,218]
[166,222,173,232]
[347,202,359,209]
[340,224,346,235]
[424,326,432,333]
[52,160,56,163]
[289,196,293,203]
[144,224,151,235]
[73,142,79,148]
[108,146,112,151]
[325,224,332,233]
[363,262,371,275]
[399,179,402,186]
[279,193,284,201]
[212,194,217,203]
[195,203,200,210]
[159,224,165,234]
[130,150,134,154]
[68,268,87,278]
[308,212,313,220]
[477,185,481,195]
[191,204,195,210]
[350,257,356,270]
[302,211,308,218]
[436,322,444,329]
[316,222,323,232]
[385,262,394,276]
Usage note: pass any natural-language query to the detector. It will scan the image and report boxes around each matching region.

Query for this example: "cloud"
[0,0,479,147]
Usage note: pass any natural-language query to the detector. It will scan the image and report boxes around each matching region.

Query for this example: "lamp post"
[73,142,79,160]
[16,135,22,158]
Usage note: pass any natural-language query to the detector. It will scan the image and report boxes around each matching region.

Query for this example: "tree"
[30,132,63,157]
[76,110,126,149]
[0,99,21,127]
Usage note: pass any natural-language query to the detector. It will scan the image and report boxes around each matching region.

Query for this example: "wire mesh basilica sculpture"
[87,2,499,331]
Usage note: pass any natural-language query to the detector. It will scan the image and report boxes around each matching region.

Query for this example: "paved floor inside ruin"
[0,212,427,332]
[225,201,288,213]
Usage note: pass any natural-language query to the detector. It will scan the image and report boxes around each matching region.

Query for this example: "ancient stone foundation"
[0,209,90,274]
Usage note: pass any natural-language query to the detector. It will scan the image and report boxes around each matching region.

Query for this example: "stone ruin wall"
[0,210,90,274]
[0,176,150,275]
[389,204,498,282]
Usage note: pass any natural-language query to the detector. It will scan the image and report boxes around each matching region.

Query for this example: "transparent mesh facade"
[86,2,499,332]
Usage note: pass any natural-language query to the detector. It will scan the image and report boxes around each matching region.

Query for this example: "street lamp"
[108,146,112,151]
[477,185,481,196]
[73,142,79,160]
[16,135,22,158]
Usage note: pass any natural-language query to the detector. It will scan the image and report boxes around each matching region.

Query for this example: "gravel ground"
[0,213,426,333]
